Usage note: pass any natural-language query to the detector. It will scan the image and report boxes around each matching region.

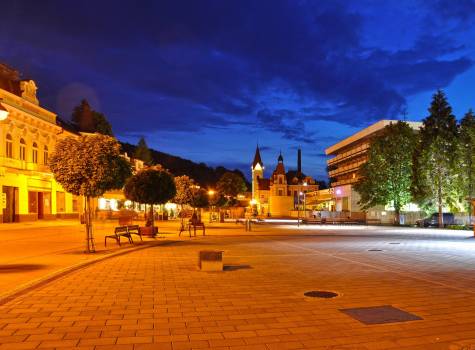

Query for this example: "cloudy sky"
[1,1,474,180]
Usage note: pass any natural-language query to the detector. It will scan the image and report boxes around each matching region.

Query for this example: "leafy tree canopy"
[412,90,460,224]
[133,137,153,165]
[49,134,131,197]
[124,168,176,205]
[458,109,475,207]
[355,121,416,220]
[216,172,247,197]
[72,99,114,136]
[173,175,195,206]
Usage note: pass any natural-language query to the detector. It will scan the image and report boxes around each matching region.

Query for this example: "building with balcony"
[324,120,422,219]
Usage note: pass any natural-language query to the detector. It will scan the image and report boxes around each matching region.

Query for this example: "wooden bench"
[189,222,205,237]
[127,225,143,242]
[105,226,133,246]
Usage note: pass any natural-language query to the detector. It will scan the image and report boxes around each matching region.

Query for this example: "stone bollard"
[199,250,223,272]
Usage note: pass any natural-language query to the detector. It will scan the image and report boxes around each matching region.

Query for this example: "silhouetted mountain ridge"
[121,142,250,189]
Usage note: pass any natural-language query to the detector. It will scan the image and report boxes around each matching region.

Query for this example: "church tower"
[251,145,264,200]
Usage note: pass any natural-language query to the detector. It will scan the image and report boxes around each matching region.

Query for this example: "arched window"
[5,134,13,158]
[43,145,48,165]
[19,138,26,161]
[32,142,38,163]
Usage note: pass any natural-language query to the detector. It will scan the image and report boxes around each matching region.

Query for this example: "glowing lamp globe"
[0,103,8,121]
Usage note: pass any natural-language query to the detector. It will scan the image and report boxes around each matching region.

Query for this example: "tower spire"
[252,145,263,168]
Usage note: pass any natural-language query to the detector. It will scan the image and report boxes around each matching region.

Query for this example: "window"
[56,191,65,213]
[19,139,26,161]
[32,142,38,163]
[278,189,283,196]
[5,134,12,158]
[278,176,283,184]
[43,145,48,165]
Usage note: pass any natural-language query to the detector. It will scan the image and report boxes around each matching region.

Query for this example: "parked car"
[416,213,455,227]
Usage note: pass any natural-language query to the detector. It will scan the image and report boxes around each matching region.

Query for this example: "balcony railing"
[327,143,369,166]
[328,158,366,177]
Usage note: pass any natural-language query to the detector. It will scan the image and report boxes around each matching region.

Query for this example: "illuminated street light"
[0,100,9,121]
[208,190,215,196]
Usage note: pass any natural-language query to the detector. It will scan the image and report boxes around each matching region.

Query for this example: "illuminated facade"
[251,147,318,217]
[0,64,80,222]
[324,119,422,217]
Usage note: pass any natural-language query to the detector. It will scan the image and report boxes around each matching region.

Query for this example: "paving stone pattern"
[2,228,475,349]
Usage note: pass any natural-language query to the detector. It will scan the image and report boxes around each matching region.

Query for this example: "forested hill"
[121,142,250,189]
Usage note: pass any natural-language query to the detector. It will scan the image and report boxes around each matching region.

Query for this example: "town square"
[2,1,475,349]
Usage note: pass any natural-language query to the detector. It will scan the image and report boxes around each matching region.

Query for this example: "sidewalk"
[0,219,183,300]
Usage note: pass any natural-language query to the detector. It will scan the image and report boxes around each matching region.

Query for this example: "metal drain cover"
[340,305,422,325]
[304,290,338,298]
[368,249,383,251]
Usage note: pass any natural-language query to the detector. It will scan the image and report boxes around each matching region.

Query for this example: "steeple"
[277,151,283,163]
[252,145,264,168]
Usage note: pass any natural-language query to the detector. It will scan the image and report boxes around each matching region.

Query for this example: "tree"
[133,137,153,165]
[412,90,459,227]
[174,175,196,229]
[354,121,416,224]
[124,168,176,233]
[216,172,247,198]
[49,134,131,252]
[72,99,113,136]
[459,109,475,218]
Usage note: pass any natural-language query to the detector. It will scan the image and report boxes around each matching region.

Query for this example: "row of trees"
[355,90,475,227]
[50,133,247,252]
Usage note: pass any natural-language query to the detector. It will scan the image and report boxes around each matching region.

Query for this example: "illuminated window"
[5,134,12,158]
[43,145,49,165]
[32,142,38,163]
[19,138,26,161]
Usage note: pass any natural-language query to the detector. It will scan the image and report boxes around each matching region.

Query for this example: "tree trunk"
[395,208,400,226]
[84,195,95,253]
[149,204,155,236]
[438,182,444,228]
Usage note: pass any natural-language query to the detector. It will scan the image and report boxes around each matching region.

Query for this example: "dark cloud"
[0,0,473,140]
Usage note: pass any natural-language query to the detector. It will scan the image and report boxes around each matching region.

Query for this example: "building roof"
[252,145,263,168]
[325,119,423,155]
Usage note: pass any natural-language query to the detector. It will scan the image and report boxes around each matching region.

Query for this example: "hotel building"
[324,120,422,221]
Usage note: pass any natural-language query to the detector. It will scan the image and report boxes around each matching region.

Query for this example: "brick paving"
[2,224,475,349]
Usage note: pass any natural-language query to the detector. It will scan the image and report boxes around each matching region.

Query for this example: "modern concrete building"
[322,120,422,221]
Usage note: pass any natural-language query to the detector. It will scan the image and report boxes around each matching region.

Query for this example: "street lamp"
[0,100,9,121]
[207,189,215,222]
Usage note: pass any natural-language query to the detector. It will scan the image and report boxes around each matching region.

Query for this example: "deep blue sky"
[1,1,475,180]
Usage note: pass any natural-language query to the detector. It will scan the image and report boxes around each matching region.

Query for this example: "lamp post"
[207,189,215,223]
[0,100,9,121]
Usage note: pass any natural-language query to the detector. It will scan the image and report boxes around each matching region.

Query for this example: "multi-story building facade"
[323,119,422,218]
[251,147,319,217]
[0,63,81,222]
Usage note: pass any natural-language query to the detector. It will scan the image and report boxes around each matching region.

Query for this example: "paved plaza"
[2,222,475,349]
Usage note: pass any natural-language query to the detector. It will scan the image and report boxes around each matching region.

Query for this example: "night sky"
[1,1,475,181]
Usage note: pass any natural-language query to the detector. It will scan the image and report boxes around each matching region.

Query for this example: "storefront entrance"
[2,186,19,223]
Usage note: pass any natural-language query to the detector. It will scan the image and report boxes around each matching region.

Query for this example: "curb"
[0,241,162,306]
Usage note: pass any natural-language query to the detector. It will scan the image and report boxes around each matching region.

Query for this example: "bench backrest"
[127,225,140,233]
[115,226,128,234]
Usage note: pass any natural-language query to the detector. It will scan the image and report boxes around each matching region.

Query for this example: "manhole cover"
[340,305,422,325]
[368,249,383,251]
[304,290,338,298]
[389,242,400,245]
